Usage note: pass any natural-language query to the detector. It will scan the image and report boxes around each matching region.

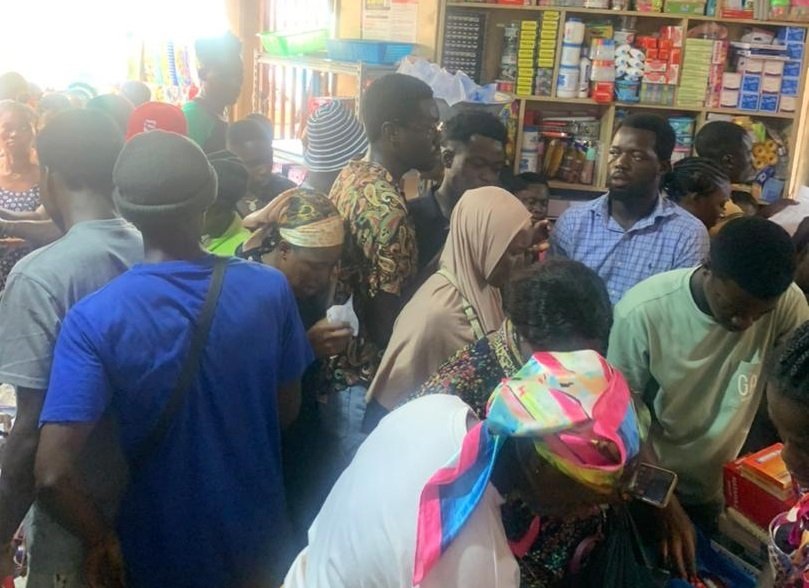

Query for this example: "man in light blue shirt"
[551,113,709,303]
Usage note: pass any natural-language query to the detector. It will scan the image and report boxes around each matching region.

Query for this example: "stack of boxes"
[723,443,797,532]
[777,26,804,114]
[676,38,714,107]
[442,11,487,84]
[516,20,539,96]
[718,27,806,114]
[535,11,560,96]
[638,26,683,106]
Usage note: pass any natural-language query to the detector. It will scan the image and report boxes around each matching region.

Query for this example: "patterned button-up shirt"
[550,193,709,303]
[327,160,418,390]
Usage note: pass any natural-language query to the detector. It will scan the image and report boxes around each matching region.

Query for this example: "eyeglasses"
[394,119,443,138]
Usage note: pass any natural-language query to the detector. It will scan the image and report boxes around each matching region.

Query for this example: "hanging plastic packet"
[326,295,359,337]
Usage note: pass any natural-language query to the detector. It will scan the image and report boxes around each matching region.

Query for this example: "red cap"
[126,102,188,141]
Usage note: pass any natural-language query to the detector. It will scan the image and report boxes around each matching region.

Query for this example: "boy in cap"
[33,131,313,588]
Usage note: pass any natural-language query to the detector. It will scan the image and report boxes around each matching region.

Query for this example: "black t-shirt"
[409,186,451,272]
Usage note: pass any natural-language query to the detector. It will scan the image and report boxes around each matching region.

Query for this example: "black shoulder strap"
[130,257,228,470]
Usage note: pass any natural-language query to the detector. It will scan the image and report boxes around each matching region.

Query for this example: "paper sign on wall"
[362,0,418,43]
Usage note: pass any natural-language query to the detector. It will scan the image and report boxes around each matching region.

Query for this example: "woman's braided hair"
[774,321,809,403]
[662,156,729,203]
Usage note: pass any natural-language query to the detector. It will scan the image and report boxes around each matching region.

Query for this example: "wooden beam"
[226,0,262,120]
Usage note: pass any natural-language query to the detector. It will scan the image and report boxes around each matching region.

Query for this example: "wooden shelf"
[549,180,606,192]
[445,2,809,26]
[704,107,796,120]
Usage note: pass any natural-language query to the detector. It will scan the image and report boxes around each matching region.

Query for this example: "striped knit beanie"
[304,101,368,173]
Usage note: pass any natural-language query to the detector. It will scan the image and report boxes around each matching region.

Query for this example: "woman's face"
[514,439,620,517]
[767,387,809,490]
[0,110,34,157]
[277,242,343,300]
[488,227,534,289]
[687,182,730,229]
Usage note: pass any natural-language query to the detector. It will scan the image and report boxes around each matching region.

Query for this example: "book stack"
[723,443,798,531]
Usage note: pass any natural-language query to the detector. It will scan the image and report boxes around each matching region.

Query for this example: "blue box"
[782,76,800,96]
[741,73,761,93]
[760,93,780,112]
[787,42,805,60]
[778,26,807,43]
[784,59,802,78]
[738,92,760,111]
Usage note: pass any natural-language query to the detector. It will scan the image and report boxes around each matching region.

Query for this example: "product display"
[442,10,487,83]
[450,0,808,197]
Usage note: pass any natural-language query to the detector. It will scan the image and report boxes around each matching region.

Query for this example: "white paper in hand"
[326,295,359,336]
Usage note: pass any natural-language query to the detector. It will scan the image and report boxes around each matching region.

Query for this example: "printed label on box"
[760,93,779,112]
[782,77,800,96]
[739,93,760,111]
[741,74,761,93]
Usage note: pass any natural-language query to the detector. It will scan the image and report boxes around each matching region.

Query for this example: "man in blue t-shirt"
[34,131,314,588]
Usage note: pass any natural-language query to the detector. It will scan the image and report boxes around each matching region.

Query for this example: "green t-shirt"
[204,215,250,257]
[608,268,809,505]
[182,100,227,154]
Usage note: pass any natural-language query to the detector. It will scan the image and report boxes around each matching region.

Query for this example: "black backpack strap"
[130,257,228,470]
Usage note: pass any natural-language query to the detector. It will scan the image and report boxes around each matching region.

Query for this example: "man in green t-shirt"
[608,216,809,577]
[183,33,243,154]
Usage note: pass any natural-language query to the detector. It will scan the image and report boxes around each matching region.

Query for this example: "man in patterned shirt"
[550,113,709,304]
[326,74,440,459]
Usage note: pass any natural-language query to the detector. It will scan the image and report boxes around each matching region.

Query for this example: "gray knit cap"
[113,130,217,224]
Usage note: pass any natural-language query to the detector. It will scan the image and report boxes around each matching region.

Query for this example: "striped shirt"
[550,193,709,303]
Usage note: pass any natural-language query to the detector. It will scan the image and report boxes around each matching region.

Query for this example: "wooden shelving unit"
[438,1,809,197]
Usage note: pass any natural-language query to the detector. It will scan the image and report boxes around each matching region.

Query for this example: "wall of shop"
[336,0,441,57]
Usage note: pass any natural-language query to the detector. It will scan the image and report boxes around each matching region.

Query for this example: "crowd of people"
[1,31,809,588]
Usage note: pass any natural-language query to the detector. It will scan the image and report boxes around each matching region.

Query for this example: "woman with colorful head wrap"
[240,188,353,538]
[284,350,641,587]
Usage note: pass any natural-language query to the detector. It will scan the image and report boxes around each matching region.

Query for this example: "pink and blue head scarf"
[413,350,640,585]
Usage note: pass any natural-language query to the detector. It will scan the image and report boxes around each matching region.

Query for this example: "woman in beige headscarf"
[364,186,534,429]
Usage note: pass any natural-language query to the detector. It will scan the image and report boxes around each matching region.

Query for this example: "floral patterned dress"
[0,185,40,291]
[411,320,603,588]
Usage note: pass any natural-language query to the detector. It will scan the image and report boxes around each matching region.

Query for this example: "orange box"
[724,461,796,530]
[740,444,793,496]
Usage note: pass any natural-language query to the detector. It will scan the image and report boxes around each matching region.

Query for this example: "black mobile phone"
[628,463,678,508]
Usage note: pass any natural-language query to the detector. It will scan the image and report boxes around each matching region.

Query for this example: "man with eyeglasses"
[325,73,441,461]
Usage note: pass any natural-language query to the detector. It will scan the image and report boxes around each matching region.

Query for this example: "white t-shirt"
[284,394,520,588]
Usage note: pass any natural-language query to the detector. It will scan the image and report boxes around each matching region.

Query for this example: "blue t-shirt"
[40,255,314,588]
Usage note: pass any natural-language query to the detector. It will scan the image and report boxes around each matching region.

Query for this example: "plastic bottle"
[579,144,597,185]
[578,57,592,98]
[557,65,580,98]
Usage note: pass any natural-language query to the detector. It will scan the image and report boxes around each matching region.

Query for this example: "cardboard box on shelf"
[740,444,794,497]
[740,73,761,93]
[738,92,760,111]
[764,60,786,76]
[782,77,800,96]
[721,89,740,107]
[722,72,742,89]
[784,59,802,77]
[781,95,797,112]
[760,93,780,113]
[762,75,783,93]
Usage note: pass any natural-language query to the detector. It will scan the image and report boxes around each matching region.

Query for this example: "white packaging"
[578,57,592,97]
[557,65,580,97]
[519,149,538,172]
[327,295,360,336]
[561,43,582,67]
[564,18,585,45]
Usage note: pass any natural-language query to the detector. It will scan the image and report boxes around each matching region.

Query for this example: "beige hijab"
[368,187,533,410]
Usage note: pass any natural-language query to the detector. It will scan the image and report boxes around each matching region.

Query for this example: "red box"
[647,48,660,60]
[660,25,684,47]
[659,48,671,60]
[723,457,797,530]
[669,47,683,65]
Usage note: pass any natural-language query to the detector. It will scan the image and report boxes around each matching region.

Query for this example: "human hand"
[533,219,552,244]
[84,534,126,588]
[308,319,353,359]
[657,495,696,578]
